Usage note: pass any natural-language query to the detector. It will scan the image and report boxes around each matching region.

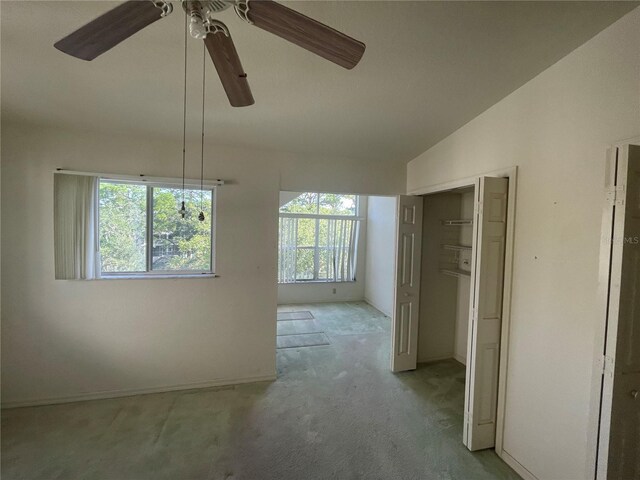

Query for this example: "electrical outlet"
[332,288,337,294]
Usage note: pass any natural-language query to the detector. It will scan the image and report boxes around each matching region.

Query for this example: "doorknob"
[632,390,639,400]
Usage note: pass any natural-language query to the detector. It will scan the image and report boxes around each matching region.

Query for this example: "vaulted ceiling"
[1,1,637,163]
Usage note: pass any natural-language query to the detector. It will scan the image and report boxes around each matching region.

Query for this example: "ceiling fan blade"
[204,27,255,107]
[54,1,167,61]
[245,0,365,70]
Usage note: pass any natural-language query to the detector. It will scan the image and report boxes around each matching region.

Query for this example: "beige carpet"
[1,302,520,480]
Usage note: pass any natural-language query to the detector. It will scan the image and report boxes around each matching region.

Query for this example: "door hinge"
[602,355,614,377]
[605,186,625,207]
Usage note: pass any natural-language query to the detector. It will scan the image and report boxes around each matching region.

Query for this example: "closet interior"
[417,186,475,365]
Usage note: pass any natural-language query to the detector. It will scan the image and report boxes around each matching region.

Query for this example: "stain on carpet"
[276,332,331,349]
[277,311,314,321]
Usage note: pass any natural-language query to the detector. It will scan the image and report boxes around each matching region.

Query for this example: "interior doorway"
[391,168,517,454]
[275,192,398,352]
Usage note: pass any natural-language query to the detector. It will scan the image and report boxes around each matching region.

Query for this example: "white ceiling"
[1,1,637,163]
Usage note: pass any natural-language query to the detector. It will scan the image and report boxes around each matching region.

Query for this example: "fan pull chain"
[198,42,206,223]
[179,11,188,219]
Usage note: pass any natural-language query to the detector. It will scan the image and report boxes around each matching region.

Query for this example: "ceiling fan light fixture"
[183,1,233,39]
[189,12,207,39]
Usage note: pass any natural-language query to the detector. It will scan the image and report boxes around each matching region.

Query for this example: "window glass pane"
[296,218,316,248]
[295,248,315,280]
[152,187,212,271]
[317,219,329,247]
[280,192,318,214]
[99,182,147,273]
[318,194,357,216]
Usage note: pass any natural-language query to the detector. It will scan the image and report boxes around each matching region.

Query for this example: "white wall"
[276,196,368,305]
[0,123,405,406]
[407,8,640,480]
[364,196,396,316]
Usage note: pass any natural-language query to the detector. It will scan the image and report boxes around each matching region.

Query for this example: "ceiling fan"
[54,0,366,107]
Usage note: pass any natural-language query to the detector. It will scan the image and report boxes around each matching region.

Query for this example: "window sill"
[278,280,356,285]
[101,273,218,280]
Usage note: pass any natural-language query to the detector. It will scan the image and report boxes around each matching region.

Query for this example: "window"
[278,193,360,283]
[99,180,214,276]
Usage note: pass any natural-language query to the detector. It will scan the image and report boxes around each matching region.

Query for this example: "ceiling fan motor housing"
[205,0,232,13]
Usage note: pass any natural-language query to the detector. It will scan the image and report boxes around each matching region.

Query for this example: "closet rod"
[441,219,473,226]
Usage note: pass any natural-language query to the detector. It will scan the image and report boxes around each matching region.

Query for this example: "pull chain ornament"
[180,201,187,219]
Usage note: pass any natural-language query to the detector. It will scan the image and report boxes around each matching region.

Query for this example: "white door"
[391,195,423,372]
[464,176,508,451]
[597,144,640,479]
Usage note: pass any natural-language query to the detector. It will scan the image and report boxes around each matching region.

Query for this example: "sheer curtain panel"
[54,174,100,280]
[327,218,358,282]
[278,216,297,283]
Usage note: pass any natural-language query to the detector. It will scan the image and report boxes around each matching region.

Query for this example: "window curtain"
[278,217,297,283]
[54,174,101,280]
[278,216,359,283]
[326,218,359,282]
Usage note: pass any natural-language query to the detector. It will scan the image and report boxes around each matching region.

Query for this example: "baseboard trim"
[277,298,364,305]
[1,374,277,409]
[499,449,539,480]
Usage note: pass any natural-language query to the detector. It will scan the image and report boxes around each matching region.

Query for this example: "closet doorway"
[391,168,517,453]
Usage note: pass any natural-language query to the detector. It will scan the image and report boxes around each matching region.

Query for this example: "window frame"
[278,194,361,284]
[98,179,216,278]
